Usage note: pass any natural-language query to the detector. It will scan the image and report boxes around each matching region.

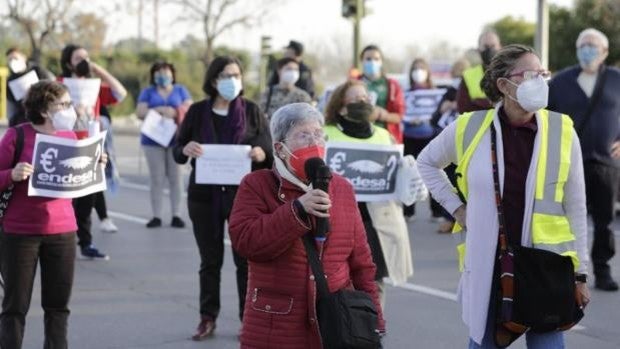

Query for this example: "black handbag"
[489,124,583,347]
[302,234,381,349]
[0,126,25,219]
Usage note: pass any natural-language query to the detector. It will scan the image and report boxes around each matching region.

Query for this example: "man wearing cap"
[269,40,315,99]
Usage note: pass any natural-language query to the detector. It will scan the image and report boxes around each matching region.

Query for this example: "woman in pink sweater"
[0,81,105,349]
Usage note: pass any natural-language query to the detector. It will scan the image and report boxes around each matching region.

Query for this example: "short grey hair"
[576,28,609,49]
[269,103,324,142]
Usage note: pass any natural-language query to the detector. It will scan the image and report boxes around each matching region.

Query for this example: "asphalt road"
[11,130,620,348]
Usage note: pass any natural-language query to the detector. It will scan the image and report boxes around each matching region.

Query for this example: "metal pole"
[535,0,549,69]
[352,0,363,69]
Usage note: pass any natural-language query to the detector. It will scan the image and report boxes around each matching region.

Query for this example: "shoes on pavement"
[171,216,185,228]
[595,278,619,291]
[80,245,110,261]
[192,317,216,341]
[100,218,118,233]
[146,217,162,228]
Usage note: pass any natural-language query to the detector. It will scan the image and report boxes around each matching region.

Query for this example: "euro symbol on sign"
[329,151,346,175]
[40,148,58,173]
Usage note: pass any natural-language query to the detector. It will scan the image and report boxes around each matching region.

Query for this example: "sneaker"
[192,317,216,341]
[146,217,162,228]
[100,218,118,233]
[171,216,185,228]
[80,245,110,261]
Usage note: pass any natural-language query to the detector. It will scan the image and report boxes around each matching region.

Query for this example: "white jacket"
[416,105,588,344]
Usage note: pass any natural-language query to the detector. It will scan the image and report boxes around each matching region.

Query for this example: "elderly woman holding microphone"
[417,45,589,348]
[229,103,384,348]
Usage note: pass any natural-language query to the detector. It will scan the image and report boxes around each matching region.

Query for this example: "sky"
[99,0,575,58]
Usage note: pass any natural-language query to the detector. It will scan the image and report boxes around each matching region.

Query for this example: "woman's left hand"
[249,146,266,163]
[575,282,590,310]
[99,153,108,167]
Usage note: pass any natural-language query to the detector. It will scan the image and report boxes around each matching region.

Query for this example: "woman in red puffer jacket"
[229,103,385,348]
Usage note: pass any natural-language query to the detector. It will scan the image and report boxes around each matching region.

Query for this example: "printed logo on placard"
[35,143,102,188]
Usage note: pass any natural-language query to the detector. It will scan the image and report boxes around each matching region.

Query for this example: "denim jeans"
[468,299,565,349]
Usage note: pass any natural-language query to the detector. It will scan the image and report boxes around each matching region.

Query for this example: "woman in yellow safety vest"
[324,80,413,309]
[417,44,590,348]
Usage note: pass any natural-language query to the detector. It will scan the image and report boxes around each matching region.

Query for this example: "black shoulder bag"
[302,234,381,349]
[490,124,583,348]
[0,126,25,219]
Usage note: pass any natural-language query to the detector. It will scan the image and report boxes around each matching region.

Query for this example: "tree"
[58,13,108,55]
[167,0,283,64]
[488,16,535,47]
[549,0,620,70]
[4,0,75,63]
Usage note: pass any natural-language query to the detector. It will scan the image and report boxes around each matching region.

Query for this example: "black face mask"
[344,101,374,122]
[74,60,91,77]
[480,46,497,67]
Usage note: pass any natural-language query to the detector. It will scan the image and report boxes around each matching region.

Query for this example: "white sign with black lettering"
[28,132,107,198]
[325,142,403,202]
[195,144,252,185]
[62,78,101,108]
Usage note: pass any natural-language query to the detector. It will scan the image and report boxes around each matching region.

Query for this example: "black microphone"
[304,157,332,241]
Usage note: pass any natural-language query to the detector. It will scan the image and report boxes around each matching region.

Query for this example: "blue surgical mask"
[217,77,242,101]
[577,45,599,68]
[154,74,172,87]
[363,60,382,78]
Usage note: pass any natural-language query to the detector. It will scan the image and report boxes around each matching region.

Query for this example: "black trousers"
[73,194,95,248]
[188,200,247,321]
[584,161,620,280]
[0,232,75,349]
[403,136,443,218]
[94,191,108,221]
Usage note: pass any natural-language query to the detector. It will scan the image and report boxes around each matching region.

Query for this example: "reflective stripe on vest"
[451,109,578,272]
[324,124,392,145]
[462,65,487,100]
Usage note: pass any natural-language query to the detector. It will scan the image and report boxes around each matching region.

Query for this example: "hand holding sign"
[8,70,39,101]
[11,163,33,182]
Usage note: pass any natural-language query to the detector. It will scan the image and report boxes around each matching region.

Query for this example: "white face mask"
[51,107,78,131]
[280,69,300,85]
[410,69,428,84]
[8,58,27,74]
[505,76,549,112]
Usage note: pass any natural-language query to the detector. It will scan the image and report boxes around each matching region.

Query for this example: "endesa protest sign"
[28,132,107,199]
[325,142,403,202]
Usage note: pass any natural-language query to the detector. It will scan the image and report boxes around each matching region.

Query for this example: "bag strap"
[489,124,510,252]
[12,126,25,168]
[265,85,274,115]
[302,233,331,298]
[575,66,607,136]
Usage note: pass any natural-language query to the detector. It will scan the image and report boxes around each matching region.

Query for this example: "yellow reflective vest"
[324,124,392,145]
[452,109,579,272]
[462,65,487,100]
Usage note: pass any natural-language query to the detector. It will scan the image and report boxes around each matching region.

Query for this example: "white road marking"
[108,209,588,333]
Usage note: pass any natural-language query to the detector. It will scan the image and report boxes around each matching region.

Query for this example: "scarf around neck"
[202,97,246,144]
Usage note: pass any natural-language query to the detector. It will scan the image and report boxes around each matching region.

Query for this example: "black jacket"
[173,98,274,203]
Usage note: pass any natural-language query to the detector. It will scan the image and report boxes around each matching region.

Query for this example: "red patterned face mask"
[282,144,325,182]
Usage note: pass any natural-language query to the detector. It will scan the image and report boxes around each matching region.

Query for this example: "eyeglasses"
[506,70,551,81]
[218,73,241,80]
[284,131,327,146]
[52,101,73,109]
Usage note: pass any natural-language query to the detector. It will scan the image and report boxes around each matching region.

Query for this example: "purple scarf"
[202,97,246,144]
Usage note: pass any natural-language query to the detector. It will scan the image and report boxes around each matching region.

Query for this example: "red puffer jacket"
[229,169,385,349]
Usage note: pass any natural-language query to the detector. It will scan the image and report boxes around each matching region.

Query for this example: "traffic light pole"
[352,0,363,69]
